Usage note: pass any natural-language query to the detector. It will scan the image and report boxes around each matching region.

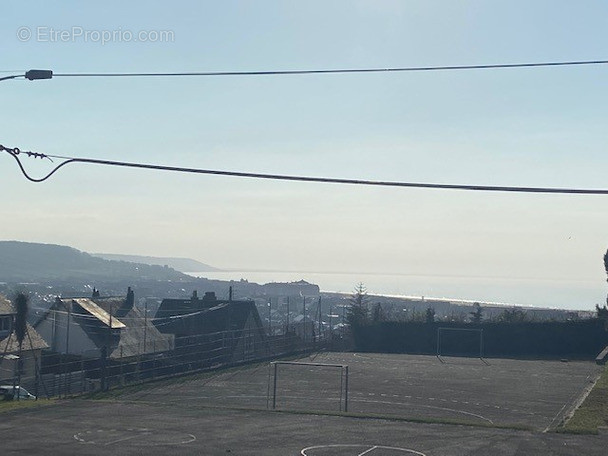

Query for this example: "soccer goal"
[267,361,349,412]
[437,327,484,360]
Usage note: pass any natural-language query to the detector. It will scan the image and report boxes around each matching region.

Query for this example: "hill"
[92,253,219,272]
[0,241,190,282]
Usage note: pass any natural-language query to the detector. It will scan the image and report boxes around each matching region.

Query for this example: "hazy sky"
[2,1,608,308]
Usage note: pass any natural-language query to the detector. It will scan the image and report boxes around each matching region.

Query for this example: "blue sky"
[2,1,608,308]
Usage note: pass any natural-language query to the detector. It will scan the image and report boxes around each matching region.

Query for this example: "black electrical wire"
[3,146,608,195]
[51,59,608,78]
[0,74,21,82]
[3,59,608,83]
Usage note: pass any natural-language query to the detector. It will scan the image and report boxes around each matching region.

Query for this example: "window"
[0,316,12,332]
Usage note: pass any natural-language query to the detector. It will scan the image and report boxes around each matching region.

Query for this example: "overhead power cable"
[49,59,608,79]
[2,144,608,195]
[3,60,608,82]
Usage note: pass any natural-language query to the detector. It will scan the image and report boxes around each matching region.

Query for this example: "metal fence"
[4,324,349,400]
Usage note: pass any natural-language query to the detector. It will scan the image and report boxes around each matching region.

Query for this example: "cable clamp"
[0,144,51,160]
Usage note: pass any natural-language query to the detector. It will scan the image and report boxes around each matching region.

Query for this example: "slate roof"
[93,297,173,358]
[0,323,49,353]
[48,295,173,358]
[0,293,48,353]
[154,292,266,340]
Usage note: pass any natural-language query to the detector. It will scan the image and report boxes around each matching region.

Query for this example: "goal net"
[268,361,349,412]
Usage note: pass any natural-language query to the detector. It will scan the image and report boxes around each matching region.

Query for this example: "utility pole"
[329,301,333,346]
[318,296,322,343]
[65,303,71,397]
[102,303,113,392]
[14,293,28,401]
[286,296,290,332]
[65,303,71,354]
[267,298,272,336]
[143,301,148,354]
[302,296,306,344]
[107,304,113,350]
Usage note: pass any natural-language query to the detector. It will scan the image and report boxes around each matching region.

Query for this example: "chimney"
[125,287,135,310]
[115,287,135,318]
[192,290,198,300]
[203,292,217,304]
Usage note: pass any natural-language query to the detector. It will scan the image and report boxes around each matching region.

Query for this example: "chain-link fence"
[2,324,350,400]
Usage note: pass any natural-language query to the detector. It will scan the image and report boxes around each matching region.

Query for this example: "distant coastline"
[94,253,220,272]
[185,270,603,311]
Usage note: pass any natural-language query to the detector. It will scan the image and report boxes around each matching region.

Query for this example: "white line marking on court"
[354,399,494,424]
[73,430,196,446]
[104,433,148,446]
[543,368,602,433]
[73,434,86,443]
[300,444,427,455]
[182,434,197,444]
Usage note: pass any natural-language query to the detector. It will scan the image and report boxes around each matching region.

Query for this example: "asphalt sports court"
[1,352,606,455]
[119,352,600,431]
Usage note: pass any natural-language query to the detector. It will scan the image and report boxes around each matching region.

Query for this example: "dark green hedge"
[353,319,608,358]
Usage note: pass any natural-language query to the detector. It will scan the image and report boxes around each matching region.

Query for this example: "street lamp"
[0,69,53,82]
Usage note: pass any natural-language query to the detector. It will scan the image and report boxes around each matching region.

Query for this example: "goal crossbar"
[268,361,349,412]
[271,361,346,369]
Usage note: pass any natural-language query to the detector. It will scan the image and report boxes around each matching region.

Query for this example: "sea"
[185,270,605,311]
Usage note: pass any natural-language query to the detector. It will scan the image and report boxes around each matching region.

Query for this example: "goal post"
[437,327,484,359]
[268,361,349,412]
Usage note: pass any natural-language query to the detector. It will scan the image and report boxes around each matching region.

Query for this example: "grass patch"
[560,366,608,434]
[0,398,55,413]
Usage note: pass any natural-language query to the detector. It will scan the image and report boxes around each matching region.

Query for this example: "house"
[0,294,49,387]
[34,288,173,359]
[154,291,267,364]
